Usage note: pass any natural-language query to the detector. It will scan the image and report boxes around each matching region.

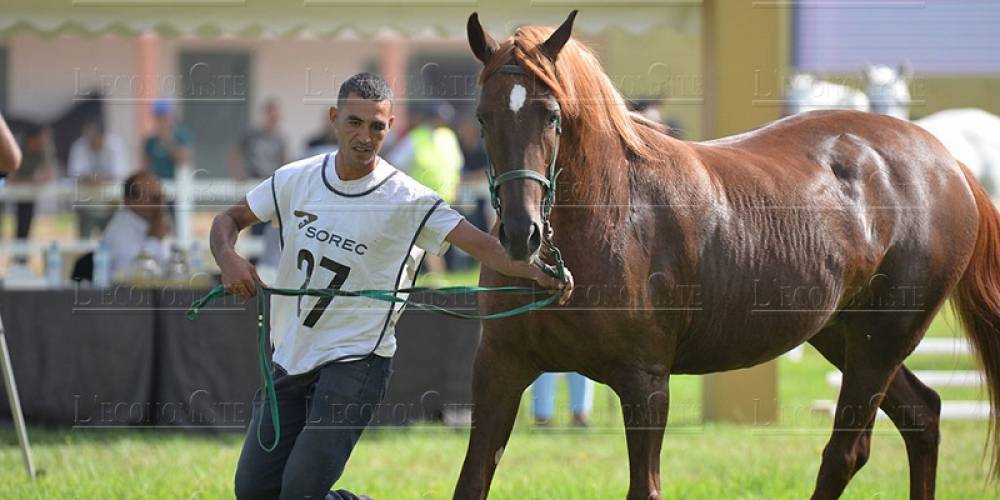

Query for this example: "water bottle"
[45,241,62,288]
[93,240,111,288]
[132,248,163,281]
[189,241,203,274]
[167,244,190,280]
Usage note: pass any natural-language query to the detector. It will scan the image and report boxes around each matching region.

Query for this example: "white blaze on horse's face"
[509,84,527,114]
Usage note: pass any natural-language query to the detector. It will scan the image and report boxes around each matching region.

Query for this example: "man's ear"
[388,115,396,131]
[328,106,338,124]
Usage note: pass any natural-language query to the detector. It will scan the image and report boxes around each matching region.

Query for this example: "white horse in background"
[864,63,1000,197]
[786,73,870,115]
[863,62,912,120]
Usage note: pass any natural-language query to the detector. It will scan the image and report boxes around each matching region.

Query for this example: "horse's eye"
[547,114,560,127]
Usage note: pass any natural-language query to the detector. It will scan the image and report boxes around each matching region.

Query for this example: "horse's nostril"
[528,222,542,252]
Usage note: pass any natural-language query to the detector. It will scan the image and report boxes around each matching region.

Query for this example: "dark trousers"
[0,201,35,240]
[234,354,393,500]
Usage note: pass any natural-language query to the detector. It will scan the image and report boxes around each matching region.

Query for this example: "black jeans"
[0,201,34,239]
[234,354,393,500]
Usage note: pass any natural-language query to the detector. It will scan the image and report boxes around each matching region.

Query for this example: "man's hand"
[211,199,265,298]
[445,220,575,305]
[531,264,575,305]
[218,250,263,298]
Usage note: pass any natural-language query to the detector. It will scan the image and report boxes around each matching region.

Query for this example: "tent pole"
[0,313,36,480]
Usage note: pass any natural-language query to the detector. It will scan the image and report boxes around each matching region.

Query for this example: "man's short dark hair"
[338,73,393,108]
[123,171,155,202]
[123,172,142,201]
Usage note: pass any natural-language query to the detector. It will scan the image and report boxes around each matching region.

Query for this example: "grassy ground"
[1,215,997,497]
[1,305,996,498]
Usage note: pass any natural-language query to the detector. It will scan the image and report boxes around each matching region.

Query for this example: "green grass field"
[1,273,998,498]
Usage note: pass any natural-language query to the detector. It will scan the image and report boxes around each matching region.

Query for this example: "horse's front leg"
[453,340,539,500]
[613,368,670,500]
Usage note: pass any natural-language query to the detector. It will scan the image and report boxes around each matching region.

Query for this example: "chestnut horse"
[455,11,1000,500]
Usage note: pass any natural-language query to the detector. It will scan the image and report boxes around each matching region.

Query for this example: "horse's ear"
[541,10,578,61]
[467,12,498,65]
[861,62,874,82]
[898,59,913,82]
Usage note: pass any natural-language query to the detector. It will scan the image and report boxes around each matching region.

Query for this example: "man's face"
[154,114,172,134]
[329,93,394,167]
[264,104,281,130]
[84,126,104,150]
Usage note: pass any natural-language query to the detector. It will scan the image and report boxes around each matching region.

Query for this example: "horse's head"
[466,11,577,262]
[864,62,912,120]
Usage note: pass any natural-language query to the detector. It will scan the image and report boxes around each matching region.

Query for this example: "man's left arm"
[445,219,573,303]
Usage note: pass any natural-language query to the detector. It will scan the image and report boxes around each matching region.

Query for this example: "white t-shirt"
[245,153,464,375]
[102,207,168,277]
[68,134,130,181]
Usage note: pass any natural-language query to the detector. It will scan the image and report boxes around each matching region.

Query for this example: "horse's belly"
[667,285,840,374]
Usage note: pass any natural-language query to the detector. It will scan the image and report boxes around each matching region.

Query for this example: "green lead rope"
[186,282,562,452]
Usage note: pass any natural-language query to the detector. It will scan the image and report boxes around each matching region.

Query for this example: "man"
[1,125,55,248]
[387,101,463,204]
[228,99,289,262]
[103,171,169,278]
[387,102,465,278]
[142,99,192,180]
[68,120,130,237]
[212,73,573,500]
[303,109,339,158]
[229,99,288,181]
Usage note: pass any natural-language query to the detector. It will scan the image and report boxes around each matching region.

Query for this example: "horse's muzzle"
[499,220,542,262]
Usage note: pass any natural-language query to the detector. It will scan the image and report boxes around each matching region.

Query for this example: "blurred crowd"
[0,94,675,279]
[0,89,681,426]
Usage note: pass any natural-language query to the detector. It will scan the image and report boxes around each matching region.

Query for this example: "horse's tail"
[952,160,1000,479]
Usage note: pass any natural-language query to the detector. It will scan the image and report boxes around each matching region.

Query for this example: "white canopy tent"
[0,0,701,39]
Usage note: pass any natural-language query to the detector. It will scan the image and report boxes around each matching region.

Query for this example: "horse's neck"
[550,129,632,243]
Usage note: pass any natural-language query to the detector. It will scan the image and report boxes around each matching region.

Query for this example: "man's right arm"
[211,199,264,298]
[0,113,22,174]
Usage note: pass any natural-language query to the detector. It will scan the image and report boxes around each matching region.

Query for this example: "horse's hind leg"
[810,329,941,499]
[881,367,941,498]
[610,368,669,500]
[453,340,539,500]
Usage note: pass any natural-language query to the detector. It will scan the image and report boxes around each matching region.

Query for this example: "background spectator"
[228,99,287,181]
[457,118,492,232]
[68,120,130,238]
[142,99,192,180]
[387,102,464,277]
[103,171,169,278]
[387,101,463,203]
[0,125,56,246]
[532,372,595,427]
[227,99,287,264]
[302,109,339,158]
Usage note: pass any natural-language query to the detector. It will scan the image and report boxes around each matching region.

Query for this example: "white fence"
[812,338,989,421]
